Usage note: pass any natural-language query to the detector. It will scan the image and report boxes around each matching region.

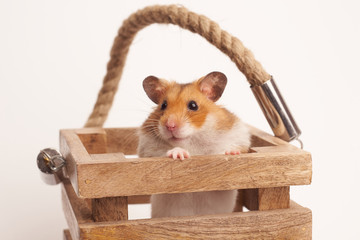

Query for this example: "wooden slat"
[258,187,290,210]
[77,129,130,222]
[250,135,275,148]
[250,144,301,153]
[77,128,107,154]
[105,128,138,154]
[63,174,310,239]
[60,130,93,196]
[243,188,258,211]
[76,151,311,198]
[63,230,73,240]
[61,180,93,240]
[92,197,128,222]
[233,190,244,212]
[60,127,312,198]
[247,124,289,146]
[244,187,290,211]
[128,195,151,204]
[90,152,127,163]
[78,201,311,240]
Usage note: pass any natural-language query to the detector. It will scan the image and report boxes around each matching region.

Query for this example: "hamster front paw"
[166,147,190,160]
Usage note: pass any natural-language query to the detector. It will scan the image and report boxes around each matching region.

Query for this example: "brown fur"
[142,77,237,136]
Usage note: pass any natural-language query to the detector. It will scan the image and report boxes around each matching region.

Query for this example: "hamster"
[137,71,251,218]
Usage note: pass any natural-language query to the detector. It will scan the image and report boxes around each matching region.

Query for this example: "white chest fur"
[139,114,250,218]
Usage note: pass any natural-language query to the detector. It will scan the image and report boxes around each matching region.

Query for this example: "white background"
[1,0,359,239]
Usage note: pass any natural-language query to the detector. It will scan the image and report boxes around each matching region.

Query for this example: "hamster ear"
[198,71,227,102]
[143,76,168,104]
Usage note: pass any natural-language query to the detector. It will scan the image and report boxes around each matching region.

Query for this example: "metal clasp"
[37,148,66,185]
[37,148,66,173]
[251,77,303,147]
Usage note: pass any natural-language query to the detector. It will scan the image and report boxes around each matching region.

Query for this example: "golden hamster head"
[141,71,238,144]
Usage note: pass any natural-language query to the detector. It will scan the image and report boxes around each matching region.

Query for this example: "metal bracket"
[37,148,66,185]
[251,77,303,147]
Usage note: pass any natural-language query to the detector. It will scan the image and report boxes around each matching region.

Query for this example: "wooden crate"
[60,125,312,240]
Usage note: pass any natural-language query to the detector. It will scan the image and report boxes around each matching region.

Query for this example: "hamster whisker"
[142,123,160,128]
[142,124,159,130]
[145,129,163,140]
[143,118,160,122]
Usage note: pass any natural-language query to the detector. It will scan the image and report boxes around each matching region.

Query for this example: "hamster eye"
[160,100,167,110]
[188,100,198,111]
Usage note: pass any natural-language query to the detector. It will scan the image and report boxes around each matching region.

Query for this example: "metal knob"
[37,148,66,185]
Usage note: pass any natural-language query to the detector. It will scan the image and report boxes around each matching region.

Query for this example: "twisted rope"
[85,5,270,127]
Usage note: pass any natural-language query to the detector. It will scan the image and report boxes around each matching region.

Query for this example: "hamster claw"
[225,150,241,155]
[167,147,190,160]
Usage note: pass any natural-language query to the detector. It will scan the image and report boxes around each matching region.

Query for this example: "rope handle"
[85,5,270,127]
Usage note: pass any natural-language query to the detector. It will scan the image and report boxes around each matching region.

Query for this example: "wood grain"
[77,128,107,154]
[250,144,301,153]
[105,128,138,154]
[244,187,290,211]
[258,187,290,210]
[92,197,128,222]
[234,189,244,212]
[77,151,311,198]
[79,201,312,240]
[250,135,275,148]
[243,188,259,211]
[77,129,130,222]
[63,179,311,239]
[60,129,93,196]
[61,180,93,240]
[247,124,289,146]
[63,230,72,240]
[60,127,312,199]
[128,195,151,204]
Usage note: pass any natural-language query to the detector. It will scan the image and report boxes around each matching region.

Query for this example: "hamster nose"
[166,120,177,132]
